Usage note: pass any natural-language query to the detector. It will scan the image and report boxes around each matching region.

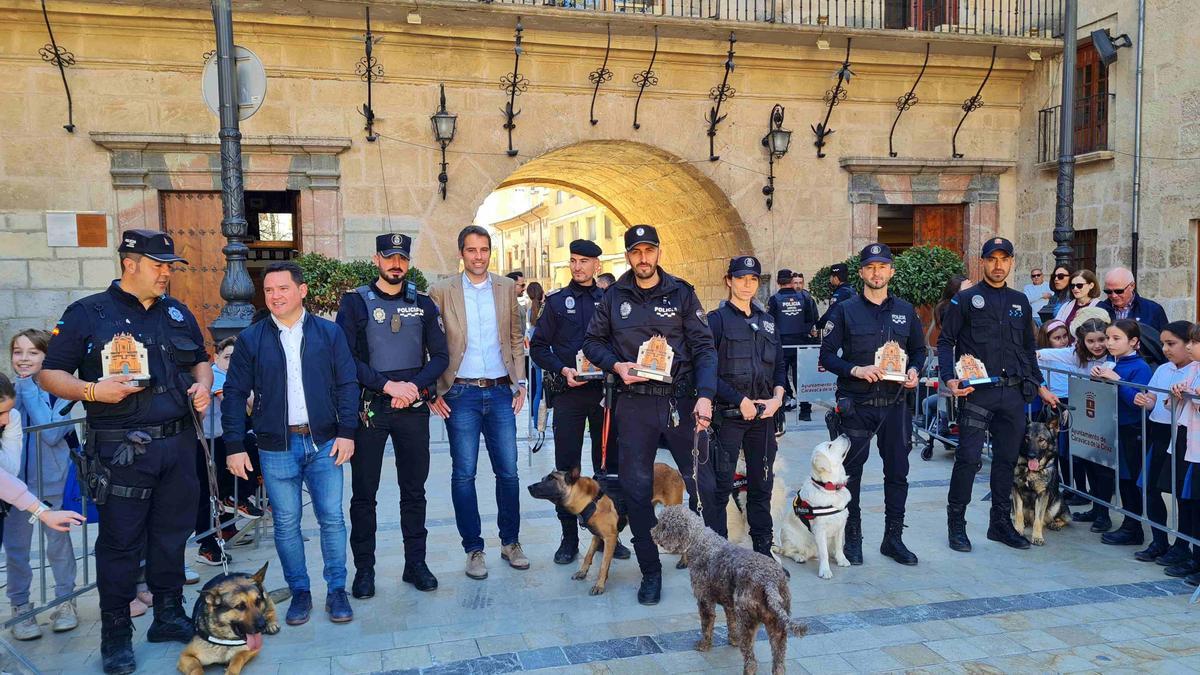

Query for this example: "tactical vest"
[356,285,425,373]
[77,292,201,427]
[836,296,910,396]
[715,304,778,401]
[771,291,806,337]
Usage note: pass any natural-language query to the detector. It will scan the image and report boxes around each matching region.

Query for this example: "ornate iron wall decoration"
[202,49,216,62]
[500,18,528,157]
[356,6,384,142]
[811,39,853,159]
[951,46,997,159]
[705,32,737,162]
[39,0,75,133]
[888,43,930,158]
[588,24,613,126]
[632,26,659,130]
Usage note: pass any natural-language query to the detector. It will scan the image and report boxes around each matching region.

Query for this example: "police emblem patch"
[696,309,707,326]
[763,321,775,334]
[620,301,632,319]
[744,257,753,268]
[437,316,445,333]
[391,234,402,246]
[994,238,1003,244]
[167,307,184,322]
[373,307,386,323]
[565,296,575,310]
[1010,304,1023,318]
[635,227,645,236]
[870,245,881,254]
[971,295,985,309]
[892,314,906,325]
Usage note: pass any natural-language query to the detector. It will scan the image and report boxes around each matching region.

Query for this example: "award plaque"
[575,350,605,380]
[629,335,674,383]
[955,354,998,388]
[874,340,908,382]
[100,333,151,384]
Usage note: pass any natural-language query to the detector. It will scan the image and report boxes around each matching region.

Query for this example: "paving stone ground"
[6,417,1200,674]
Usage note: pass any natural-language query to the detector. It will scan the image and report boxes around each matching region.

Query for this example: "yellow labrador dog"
[772,435,852,579]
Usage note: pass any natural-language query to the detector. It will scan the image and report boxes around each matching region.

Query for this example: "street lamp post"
[208,0,254,342]
[761,104,792,211]
[430,83,458,200]
[1052,0,1078,270]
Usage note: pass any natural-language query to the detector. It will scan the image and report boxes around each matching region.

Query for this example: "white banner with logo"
[1067,375,1119,470]
[793,345,838,403]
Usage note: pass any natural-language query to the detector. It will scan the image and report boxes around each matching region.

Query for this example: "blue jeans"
[259,433,347,593]
[443,384,520,553]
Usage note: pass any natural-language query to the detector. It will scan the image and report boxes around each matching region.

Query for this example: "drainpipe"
[1130,0,1146,280]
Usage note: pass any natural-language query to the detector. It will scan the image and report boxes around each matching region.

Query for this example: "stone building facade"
[5,0,1183,341]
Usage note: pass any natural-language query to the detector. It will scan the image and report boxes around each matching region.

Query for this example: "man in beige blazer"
[428,225,529,580]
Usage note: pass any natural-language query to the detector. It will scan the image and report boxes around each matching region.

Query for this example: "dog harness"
[577,493,604,531]
[791,477,847,532]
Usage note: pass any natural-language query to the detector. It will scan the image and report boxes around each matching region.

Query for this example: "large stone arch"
[492,140,751,307]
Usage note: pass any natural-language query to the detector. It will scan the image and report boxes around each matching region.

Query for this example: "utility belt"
[542,370,602,407]
[618,379,697,399]
[360,386,437,427]
[76,415,192,505]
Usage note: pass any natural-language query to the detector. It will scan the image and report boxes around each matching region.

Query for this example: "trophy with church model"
[629,335,674,383]
[874,340,908,382]
[575,350,605,381]
[100,333,151,385]
[954,353,999,388]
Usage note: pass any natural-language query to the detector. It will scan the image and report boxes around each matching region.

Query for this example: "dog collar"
[811,477,846,491]
[200,633,247,647]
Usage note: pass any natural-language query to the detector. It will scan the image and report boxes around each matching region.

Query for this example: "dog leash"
[692,410,711,518]
[189,395,230,576]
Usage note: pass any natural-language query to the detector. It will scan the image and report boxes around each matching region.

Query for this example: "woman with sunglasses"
[1041,265,1074,323]
[1053,269,1102,332]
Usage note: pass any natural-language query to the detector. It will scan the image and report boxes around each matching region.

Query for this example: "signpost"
[1067,375,1118,470]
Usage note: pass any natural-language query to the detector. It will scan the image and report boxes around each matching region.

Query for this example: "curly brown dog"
[652,505,806,675]
[528,463,685,595]
[176,562,280,675]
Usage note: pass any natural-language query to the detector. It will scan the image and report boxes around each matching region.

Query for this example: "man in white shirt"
[1023,268,1051,321]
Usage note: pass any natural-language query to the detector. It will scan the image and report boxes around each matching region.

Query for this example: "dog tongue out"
[1028,458,1040,472]
[245,632,263,651]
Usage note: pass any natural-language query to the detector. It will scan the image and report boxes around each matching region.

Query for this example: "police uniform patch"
[892,314,906,325]
[696,309,707,326]
[437,315,445,333]
[167,306,184,322]
[1010,304,1024,318]
[971,295,985,309]
[870,245,881,254]
[763,320,775,334]
[744,257,753,268]
[373,307,386,323]
[565,296,575,310]
[620,301,632,319]
[392,234,402,246]
[635,227,645,236]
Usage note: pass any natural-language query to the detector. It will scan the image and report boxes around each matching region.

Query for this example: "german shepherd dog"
[1012,410,1071,546]
[177,562,280,675]
[528,463,685,595]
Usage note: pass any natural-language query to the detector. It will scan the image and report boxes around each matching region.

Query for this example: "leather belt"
[91,417,190,442]
[287,424,311,435]
[454,376,512,388]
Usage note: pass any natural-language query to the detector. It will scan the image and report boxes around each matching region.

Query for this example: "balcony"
[474,0,1064,38]
[1037,93,1116,167]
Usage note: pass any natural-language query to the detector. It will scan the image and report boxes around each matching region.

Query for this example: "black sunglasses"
[1103,283,1132,295]
[1071,283,1088,289]
[1053,273,1070,279]
[1031,272,1043,277]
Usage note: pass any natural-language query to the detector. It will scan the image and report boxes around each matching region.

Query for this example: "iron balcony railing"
[480,0,1064,38]
[1037,92,1116,163]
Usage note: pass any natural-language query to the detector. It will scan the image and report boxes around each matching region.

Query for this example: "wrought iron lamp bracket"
[588,24,613,126]
[500,18,527,157]
[811,39,853,159]
[356,6,385,142]
[888,43,930,158]
[632,26,660,130]
[705,32,737,162]
[39,0,75,133]
[951,46,996,158]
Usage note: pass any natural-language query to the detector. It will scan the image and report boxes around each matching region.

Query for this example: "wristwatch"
[28,503,48,524]
[518,380,528,388]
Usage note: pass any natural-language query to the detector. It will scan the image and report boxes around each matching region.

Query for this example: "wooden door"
[1074,43,1109,154]
[159,191,225,349]
[911,0,958,30]
[913,204,965,257]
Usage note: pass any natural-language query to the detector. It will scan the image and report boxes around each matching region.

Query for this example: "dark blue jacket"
[816,283,856,331]
[1097,294,1168,332]
[1109,353,1152,427]
[221,312,359,454]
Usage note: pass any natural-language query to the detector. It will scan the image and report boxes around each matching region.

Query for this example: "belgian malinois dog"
[177,562,281,675]
[528,463,685,595]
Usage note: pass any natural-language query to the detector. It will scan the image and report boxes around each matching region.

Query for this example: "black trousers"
[781,341,815,414]
[1116,423,1146,523]
[948,385,1026,514]
[615,394,720,575]
[350,406,431,569]
[843,401,911,523]
[95,430,199,612]
[1145,421,1173,546]
[551,384,618,539]
[712,416,777,541]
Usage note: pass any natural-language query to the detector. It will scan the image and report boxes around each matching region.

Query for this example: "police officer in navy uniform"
[819,244,925,566]
[583,224,721,606]
[40,230,212,675]
[938,237,1059,552]
[709,256,788,557]
[336,233,449,597]
[530,239,630,565]
[816,263,855,332]
[768,268,818,420]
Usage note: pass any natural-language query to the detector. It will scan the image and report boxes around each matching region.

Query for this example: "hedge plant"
[295,252,428,315]
[810,245,965,307]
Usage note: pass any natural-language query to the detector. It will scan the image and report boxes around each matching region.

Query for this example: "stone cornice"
[90,132,352,155]
[838,157,1016,175]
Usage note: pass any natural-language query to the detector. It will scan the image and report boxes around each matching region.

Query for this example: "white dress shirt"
[272,310,309,425]
[458,273,508,379]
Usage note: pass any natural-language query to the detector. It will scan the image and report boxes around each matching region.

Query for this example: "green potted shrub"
[295,252,428,316]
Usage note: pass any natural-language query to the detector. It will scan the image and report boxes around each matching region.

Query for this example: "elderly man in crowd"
[1097,267,1168,331]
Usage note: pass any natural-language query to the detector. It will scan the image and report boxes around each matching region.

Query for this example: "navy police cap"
[118,229,189,264]
[981,236,1014,258]
[728,256,761,278]
[623,224,659,251]
[376,233,412,259]
[859,242,893,265]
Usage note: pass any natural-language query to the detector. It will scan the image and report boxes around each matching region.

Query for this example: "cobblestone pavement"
[9,419,1200,674]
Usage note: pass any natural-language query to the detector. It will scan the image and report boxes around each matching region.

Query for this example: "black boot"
[753,536,789,577]
[637,573,662,606]
[843,514,863,565]
[146,592,193,644]
[100,608,136,675]
[880,519,918,565]
[1101,519,1145,546]
[947,504,971,552]
[986,506,1031,550]
[799,402,812,422]
[597,538,631,560]
[402,560,439,592]
[554,524,579,565]
[352,567,375,599]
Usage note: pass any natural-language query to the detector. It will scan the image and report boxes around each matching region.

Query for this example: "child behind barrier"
[1162,326,1200,585]
[1037,313,1111,517]
[7,330,80,639]
[1090,319,1153,546]
[1030,320,1082,500]
[1133,321,1196,572]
